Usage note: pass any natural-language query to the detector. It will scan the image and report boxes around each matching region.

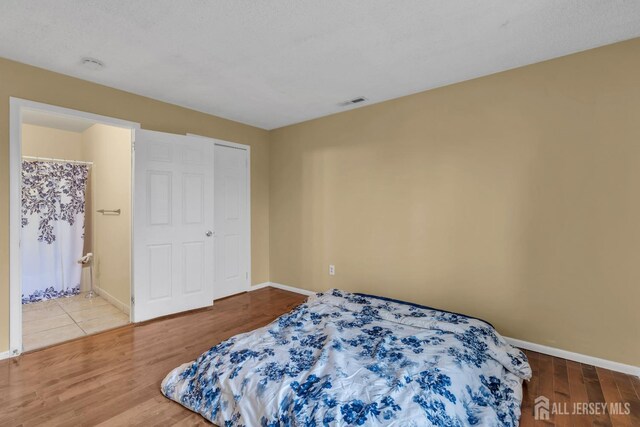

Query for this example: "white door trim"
[187,134,252,291]
[9,97,140,357]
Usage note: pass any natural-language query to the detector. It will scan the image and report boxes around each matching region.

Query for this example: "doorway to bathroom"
[10,100,136,352]
[9,99,247,357]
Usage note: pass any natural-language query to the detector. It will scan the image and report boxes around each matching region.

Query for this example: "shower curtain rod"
[22,155,94,166]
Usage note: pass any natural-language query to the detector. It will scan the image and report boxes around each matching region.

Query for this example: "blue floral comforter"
[162,290,531,426]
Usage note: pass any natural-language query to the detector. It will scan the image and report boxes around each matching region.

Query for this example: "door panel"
[182,242,205,294]
[214,144,249,299]
[182,174,204,224]
[148,244,172,300]
[148,171,172,225]
[133,130,214,322]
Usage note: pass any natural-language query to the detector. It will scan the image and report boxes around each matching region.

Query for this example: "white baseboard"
[0,351,12,361]
[250,282,316,296]
[251,282,639,377]
[93,286,130,316]
[505,337,639,377]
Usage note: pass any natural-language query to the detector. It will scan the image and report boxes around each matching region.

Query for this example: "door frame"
[188,134,252,295]
[9,97,140,356]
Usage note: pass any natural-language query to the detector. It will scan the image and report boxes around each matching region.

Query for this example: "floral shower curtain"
[21,161,89,303]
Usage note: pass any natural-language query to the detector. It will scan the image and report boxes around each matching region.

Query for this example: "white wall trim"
[250,282,316,297]
[505,337,639,377]
[93,286,130,316]
[0,351,12,361]
[9,97,140,357]
[9,98,23,357]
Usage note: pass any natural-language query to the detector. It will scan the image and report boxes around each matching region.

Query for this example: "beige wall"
[22,124,83,159]
[82,124,131,308]
[0,58,270,352]
[269,38,640,366]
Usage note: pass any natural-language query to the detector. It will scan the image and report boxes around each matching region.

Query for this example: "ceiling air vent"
[339,96,368,107]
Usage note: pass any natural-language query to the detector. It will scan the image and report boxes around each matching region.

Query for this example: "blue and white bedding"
[162,289,531,426]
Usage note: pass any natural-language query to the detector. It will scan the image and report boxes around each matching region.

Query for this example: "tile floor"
[22,293,129,351]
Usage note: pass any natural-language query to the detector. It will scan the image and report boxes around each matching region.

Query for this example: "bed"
[162,289,531,426]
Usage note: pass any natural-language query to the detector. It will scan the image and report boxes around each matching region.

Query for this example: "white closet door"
[133,130,215,322]
[214,144,249,299]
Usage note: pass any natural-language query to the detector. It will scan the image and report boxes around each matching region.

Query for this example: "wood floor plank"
[537,353,557,425]
[631,376,640,400]
[611,371,640,427]
[552,357,571,427]
[567,361,592,427]
[0,287,637,426]
[582,364,613,427]
[520,351,537,427]
[597,368,632,427]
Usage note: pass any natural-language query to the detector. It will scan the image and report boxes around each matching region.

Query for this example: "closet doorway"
[213,142,250,299]
[187,134,251,300]
[9,99,138,354]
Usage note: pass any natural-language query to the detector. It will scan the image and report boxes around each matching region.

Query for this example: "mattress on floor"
[162,289,531,426]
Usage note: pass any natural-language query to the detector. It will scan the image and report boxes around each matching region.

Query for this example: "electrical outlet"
[329,265,335,276]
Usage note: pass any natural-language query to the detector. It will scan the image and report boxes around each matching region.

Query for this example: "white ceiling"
[1,1,639,130]
[22,109,96,133]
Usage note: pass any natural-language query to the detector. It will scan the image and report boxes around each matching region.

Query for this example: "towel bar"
[97,209,121,215]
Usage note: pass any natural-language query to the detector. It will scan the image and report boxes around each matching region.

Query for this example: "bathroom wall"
[22,123,82,159]
[81,124,132,312]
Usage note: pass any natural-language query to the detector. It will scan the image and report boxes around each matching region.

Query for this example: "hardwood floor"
[0,288,305,426]
[0,287,637,426]
[520,351,640,427]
